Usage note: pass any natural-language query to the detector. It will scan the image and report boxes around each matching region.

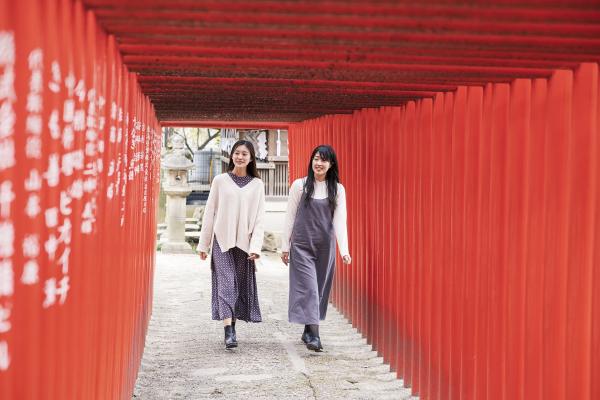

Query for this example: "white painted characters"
[0,259,13,296]
[0,181,15,218]
[0,222,14,259]
[42,276,69,308]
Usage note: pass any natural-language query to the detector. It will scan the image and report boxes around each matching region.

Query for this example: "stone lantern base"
[161,241,195,254]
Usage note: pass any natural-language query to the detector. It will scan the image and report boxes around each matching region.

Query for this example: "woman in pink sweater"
[198,140,266,349]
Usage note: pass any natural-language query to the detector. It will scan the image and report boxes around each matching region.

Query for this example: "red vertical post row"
[288,61,600,400]
[0,1,161,398]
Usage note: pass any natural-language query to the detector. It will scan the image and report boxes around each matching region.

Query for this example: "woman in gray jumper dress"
[281,145,352,352]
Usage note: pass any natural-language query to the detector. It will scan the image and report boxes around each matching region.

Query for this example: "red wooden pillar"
[460,86,484,400]
[565,63,597,400]
[543,69,572,400]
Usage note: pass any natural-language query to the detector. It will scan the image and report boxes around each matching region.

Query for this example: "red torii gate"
[0,1,599,399]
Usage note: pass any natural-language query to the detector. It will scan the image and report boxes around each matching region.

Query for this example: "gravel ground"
[133,252,416,400]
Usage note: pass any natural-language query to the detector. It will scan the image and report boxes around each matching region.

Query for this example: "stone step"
[185,223,200,231]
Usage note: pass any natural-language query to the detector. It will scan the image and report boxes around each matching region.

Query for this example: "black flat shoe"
[224,325,238,349]
[306,335,323,352]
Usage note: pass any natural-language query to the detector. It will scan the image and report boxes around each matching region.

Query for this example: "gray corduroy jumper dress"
[288,194,336,325]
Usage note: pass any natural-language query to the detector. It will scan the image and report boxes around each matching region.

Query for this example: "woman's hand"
[342,255,352,265]
[248,253,259,260]
[199,251,208,260]
[281,251,289,266]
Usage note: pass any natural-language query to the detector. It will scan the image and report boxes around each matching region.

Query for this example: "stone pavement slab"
[133,252,416,400]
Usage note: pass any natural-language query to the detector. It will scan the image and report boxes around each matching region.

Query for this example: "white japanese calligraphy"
[44,154,60,187]
[25,194,41,218]
[0,32,15,65]
[59,191,72,216]
[48,61,61,93]
[0,260,13,296]
[0,181,15,218]
[25,136,42,159]
[45,207,58,228]
[25,169,42,191]
[0,138,15,171]
[0,101,15,138]
[20,260,39,285]
[0,304,10,333]
[62,125,74,149]
[57,247,70,274]
[25,114,42,135]
[45,234,58,260]
[22,234,40,258]
[0,340,10,371]
[58,217,72,245]
[61,150,84,176]
[48,110,60,139]
[0,222,14,258]
[43,276,69,308]
[67,179,83,200]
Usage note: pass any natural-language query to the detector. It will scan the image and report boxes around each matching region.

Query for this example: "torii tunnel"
[1,0,600,399]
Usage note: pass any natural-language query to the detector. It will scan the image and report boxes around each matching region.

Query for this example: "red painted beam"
[103,24,600,50]
[161,120,291,129]
[136,76,458,91]
[94,11,600,37]
[118,44,597,68]
[121,52,581,71]
[84,1,600,23]
[117,37,600,61]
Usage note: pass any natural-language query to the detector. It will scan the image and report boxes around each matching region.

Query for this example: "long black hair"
[303,144,339,213]
[227,140,261,179]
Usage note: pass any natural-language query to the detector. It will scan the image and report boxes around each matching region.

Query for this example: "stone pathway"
[133,252,415,400]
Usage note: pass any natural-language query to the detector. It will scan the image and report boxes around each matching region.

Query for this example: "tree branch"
[172,129,194,155]
[197,128,220,151]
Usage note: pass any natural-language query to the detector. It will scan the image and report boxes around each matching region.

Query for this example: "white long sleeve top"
[282,178,349,257]
[198,173,265,255]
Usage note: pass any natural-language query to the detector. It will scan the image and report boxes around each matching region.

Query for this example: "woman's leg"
[211,240,238,322]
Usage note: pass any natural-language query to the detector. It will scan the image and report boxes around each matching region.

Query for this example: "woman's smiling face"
[232,144,251,168]
[312,152,331,179]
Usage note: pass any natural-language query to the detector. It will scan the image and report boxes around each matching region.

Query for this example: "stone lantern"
[161,135,195,254]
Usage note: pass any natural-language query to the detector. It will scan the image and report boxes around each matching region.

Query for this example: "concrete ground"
[133,252,415,400]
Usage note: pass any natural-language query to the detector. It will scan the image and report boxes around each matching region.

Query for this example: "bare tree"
[165,127,220,155]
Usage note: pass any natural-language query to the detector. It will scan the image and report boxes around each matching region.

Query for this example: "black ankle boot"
[301,325,311,344]
[306,324,323,352]
[306,335,323,352]
[224,325,237,349]
[232,320,237,342]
